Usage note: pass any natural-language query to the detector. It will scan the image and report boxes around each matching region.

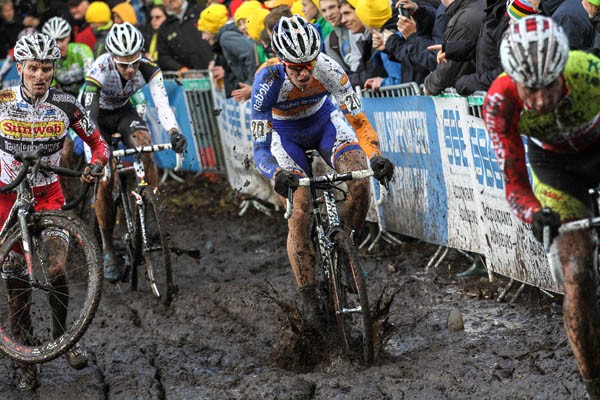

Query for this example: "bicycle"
[0,149,103,364]
[108,134,182,305]
[285,169,375,365]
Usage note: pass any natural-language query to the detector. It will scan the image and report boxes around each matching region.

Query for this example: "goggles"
[283,60,317,73]
[113,55,142,69]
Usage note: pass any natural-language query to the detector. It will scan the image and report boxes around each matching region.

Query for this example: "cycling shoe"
[103,253,121,283]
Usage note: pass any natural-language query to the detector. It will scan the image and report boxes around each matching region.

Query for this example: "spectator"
[112,0,138,24]
[13,0,40,28]
[143,4,167,60]
[422,0,484,96]
[581,0,600,53]
[354,0,402,89]
[234,0,270,64]
[382,0,441,84]
[68,0,96,49]
[85,0,113,57]
[156,0,212,74]
[302,0,333,40]
[338,0,378,87]
[0,0,23,58]
[245,6,269,43]
[198,3,257,100]
[538,0,593,50]
[264,0,294,8]
[320,0,350,71]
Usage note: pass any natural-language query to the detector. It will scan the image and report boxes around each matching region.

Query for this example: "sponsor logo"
[0,90,16,102]
[0,120,66,138]
[253,79,275,112]
[0,137,63,155]
[51,92,73,104]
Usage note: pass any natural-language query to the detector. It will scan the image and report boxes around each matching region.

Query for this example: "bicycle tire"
[329,230,374,365]
[135,188,173,305]
[0,211,102,363]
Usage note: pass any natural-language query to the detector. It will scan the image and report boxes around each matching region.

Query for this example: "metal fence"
[163,70,224,172]
[360,82,422,98]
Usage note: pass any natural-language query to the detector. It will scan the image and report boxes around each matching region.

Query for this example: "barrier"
[360,82,422,98]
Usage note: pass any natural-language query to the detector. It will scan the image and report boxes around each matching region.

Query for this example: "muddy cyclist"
[250,15,394,326]
[483,15,600,399]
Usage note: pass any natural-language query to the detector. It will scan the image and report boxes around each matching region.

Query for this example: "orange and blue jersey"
[251,53,381,178]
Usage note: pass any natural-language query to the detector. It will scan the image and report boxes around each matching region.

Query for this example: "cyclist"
[483,15,600,399]
[251,15,394,326]
[42,16,95,202]
[0,32,109,391]
[83,22,187,283]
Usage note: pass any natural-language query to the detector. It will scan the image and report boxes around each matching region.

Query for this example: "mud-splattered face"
[515,78,564,115]
[284,61,316,90]
[17,60,55,98]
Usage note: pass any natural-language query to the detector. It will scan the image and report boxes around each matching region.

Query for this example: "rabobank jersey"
[0,87,108,187]
[251,53,381,178]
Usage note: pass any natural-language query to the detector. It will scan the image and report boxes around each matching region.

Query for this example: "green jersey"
[54,42,94,96]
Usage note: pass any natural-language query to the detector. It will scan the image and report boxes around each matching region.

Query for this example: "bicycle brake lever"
[174,153,184,172]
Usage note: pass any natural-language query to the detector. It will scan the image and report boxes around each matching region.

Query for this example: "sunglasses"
[283,60,317,73]
[113,55,142,69]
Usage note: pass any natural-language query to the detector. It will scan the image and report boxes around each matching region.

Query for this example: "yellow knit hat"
[245,7,269,42]
[85,1,111,24]
[264,0,294,9]
[346,0,358,8]
[234,0,263,24]
[290,0,305,17]
[355,0,391,29]
[112,1,138,25]
[197,4,229,34]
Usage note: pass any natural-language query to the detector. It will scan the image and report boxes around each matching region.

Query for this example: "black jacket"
[423,0,484,95]
[540,0,592,50]
[156,1,212,71]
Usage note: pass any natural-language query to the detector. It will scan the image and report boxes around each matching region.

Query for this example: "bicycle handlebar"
[112,143,184,172]
[284,169,373,219]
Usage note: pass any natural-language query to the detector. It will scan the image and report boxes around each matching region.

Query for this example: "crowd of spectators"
[1,0,600,99]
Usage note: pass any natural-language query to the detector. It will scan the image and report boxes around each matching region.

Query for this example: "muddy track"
[0,175,585,399]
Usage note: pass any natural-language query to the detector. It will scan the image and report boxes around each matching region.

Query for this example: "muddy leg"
[95,163,116,256]
[335,150,370,236]
[557,230,600,381]
[43,232,69,338]
[284,187,315,288]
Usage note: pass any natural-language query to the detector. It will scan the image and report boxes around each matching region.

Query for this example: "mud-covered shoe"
[14,362,38,392]
[103,253,121,283]
[65,343,88,370]
[299,285,323,328]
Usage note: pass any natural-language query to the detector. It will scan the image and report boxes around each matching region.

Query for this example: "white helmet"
[105,22,144,57]
[14,32,61,62]
[42,17,72,40]
[271,15,321,64]
[500,15,569,88]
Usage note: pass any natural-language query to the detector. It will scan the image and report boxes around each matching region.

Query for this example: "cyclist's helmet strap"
[42,17,72,40]
[499,15,569,88]
[105,22,145,57]
[14,32,61,62]
[271,15,321,64]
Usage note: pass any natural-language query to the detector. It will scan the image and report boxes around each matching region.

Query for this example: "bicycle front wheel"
[329,230,374,365]
[135,188,173,305]
[0,211,103,363]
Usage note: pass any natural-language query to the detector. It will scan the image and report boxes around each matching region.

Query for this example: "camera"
[398,6,410,18]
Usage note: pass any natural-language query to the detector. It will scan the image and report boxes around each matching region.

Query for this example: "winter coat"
[325,26,352,73]
[156,2,212,71]
[540,0,592,50]
[423,0,484,95]
[214,22,257,98]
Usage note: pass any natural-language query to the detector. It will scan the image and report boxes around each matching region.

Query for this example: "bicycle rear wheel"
[328,230,374,365]
[135,188,173,305]
[0,212,103,363]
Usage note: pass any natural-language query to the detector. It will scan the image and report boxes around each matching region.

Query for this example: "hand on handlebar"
[170,130,187,154]
[370,155,394,188]
[274,170,299,198]
[80,162,103,184]
[532,207,561,244]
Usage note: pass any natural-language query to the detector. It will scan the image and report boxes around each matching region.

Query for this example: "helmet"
[14,32,61,62]
[105,22,144,57]
[271,15,321,64]
[42,17,72,40]
[500,15,569,88]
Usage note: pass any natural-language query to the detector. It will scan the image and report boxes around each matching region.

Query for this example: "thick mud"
[0,174,585,399]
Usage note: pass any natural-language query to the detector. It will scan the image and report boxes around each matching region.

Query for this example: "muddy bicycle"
[285,169,375,365]
[0,149,103,364]
[108,135,181,305]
